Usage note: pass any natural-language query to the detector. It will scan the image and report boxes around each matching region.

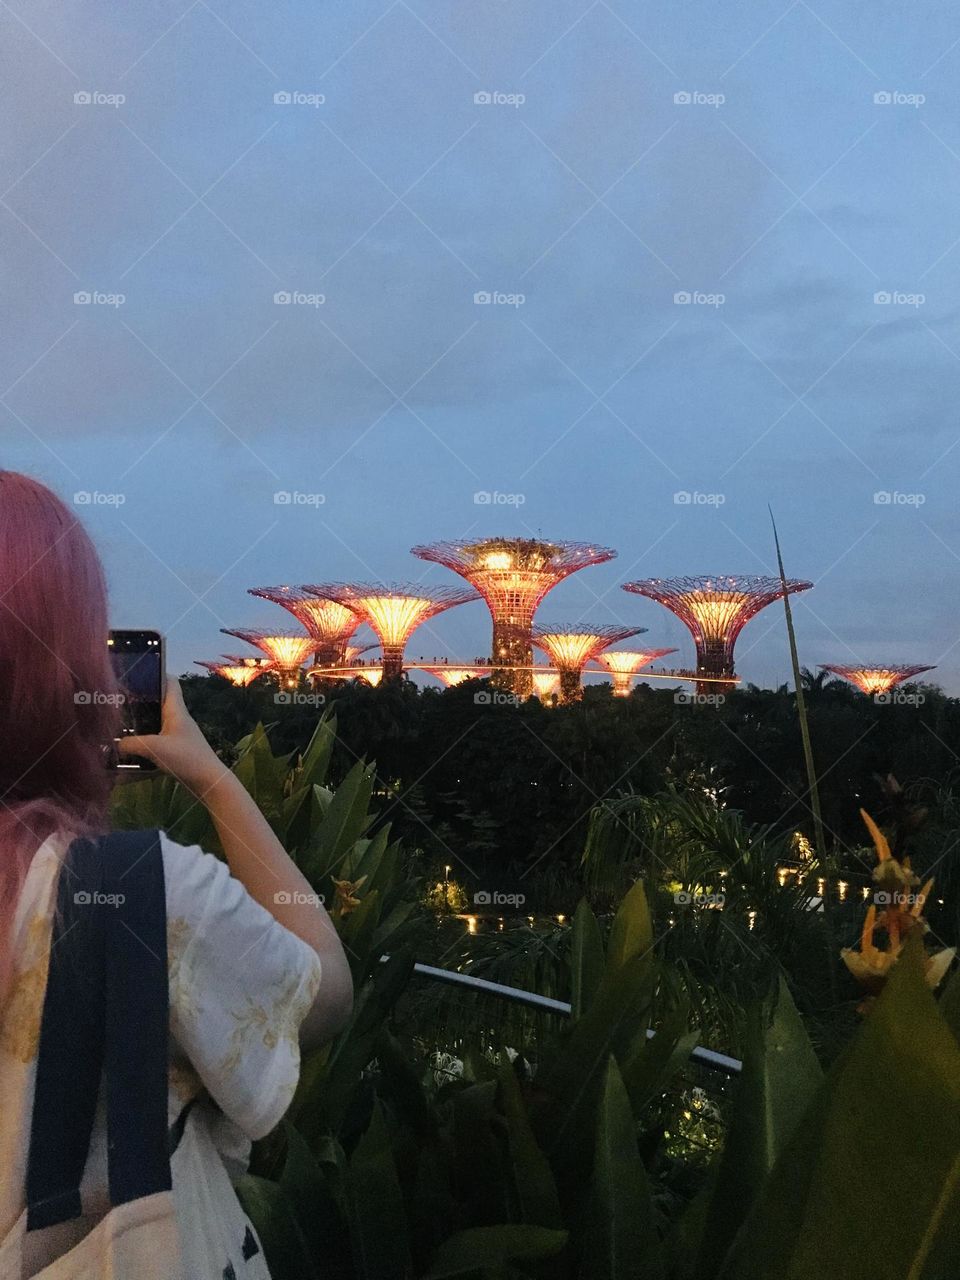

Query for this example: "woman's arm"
[118,679,354,1045]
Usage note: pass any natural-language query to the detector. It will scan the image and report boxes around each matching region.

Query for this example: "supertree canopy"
[195,660,268,688]
[623,575,812,694]
[249,586,362,664]
[821,664,935,697]
[220,628,316,686]
[411,538,617,696]
[423,664,492,688]
[597,647,679,696]
[303,583,479,680]
[308,642,380,681]
[532,624,642,702]
[531,670,561,700]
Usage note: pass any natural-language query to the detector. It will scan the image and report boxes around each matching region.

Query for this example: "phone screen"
[109,630,163,769]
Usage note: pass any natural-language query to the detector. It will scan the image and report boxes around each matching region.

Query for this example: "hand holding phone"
[109,630,163,771]
[116,677,229,796]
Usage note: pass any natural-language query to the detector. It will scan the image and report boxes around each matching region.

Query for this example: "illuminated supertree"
[531,670,561,701]
[532,624,643,703]
[411,538,617,697]
[249,586,362,664]
[220,628,316,687]
[303,583,479,681]
[597,647,679,697]
[820,664,935,697]
[622,576,812,695]
[422,664,492,687]
[307,642,380,682]
[195,660,268,688]
[221,653,274,670]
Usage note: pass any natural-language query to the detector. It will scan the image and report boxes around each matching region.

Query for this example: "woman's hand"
[117,677,228,796]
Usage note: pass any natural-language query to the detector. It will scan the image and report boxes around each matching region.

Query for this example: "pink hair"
[0,471,121,994]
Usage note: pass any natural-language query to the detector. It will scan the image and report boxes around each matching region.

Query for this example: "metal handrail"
[412,961,742,1076]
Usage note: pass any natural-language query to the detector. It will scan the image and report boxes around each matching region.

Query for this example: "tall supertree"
[303,583,478,681]
[411,538,617,696]
[532,624,643,703]
[622,575,812,695]
[195,659,269,688]
[820,664,935,697]
[220,628,316,687]
[249,586,362,664]
[597,647,678,697]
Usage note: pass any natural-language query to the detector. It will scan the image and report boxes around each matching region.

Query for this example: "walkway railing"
[412,961,743,1076]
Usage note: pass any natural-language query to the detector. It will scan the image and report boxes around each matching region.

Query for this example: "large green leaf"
[423,1226,568,1279]
[719,941,960,1280]
[452,1081,512,1226]
[580,1055,662,1280]
[534,950,655,1220]
[343,1103,413,1280]
[938,963,960,1047]
[232,723,286,830]
[605,879,654,976]
[497,1062,562,1229]
[299,711,337,788]
[293,951,414,1140]
[235,1174,322,1280]
[279,1123,353,1279]
[620,997,698,1115]
[570,898,605,1020]
[301,759,376,884]
[696,976,821,1277]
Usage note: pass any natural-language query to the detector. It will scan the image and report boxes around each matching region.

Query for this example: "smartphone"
[108,630,164,771]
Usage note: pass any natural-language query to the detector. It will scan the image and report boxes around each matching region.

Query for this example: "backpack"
[0,829,185,1279]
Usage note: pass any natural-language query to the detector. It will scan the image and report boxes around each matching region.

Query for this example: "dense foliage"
[180,670,960,910]
[112,716,960,1279]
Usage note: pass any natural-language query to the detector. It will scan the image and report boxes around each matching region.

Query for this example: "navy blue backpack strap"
[25,829,170,1229]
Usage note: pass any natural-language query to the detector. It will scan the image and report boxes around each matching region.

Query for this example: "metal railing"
[412,961,742,1076]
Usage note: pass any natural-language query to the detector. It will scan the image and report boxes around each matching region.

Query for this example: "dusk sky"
[3,1,959,688]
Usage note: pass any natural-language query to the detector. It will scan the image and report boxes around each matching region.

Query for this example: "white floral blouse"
[0,832,323,1277]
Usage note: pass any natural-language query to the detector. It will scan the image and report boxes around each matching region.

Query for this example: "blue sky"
[2,0,959,688]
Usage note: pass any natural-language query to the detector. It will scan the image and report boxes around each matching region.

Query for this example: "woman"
[0,470,354,1276]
